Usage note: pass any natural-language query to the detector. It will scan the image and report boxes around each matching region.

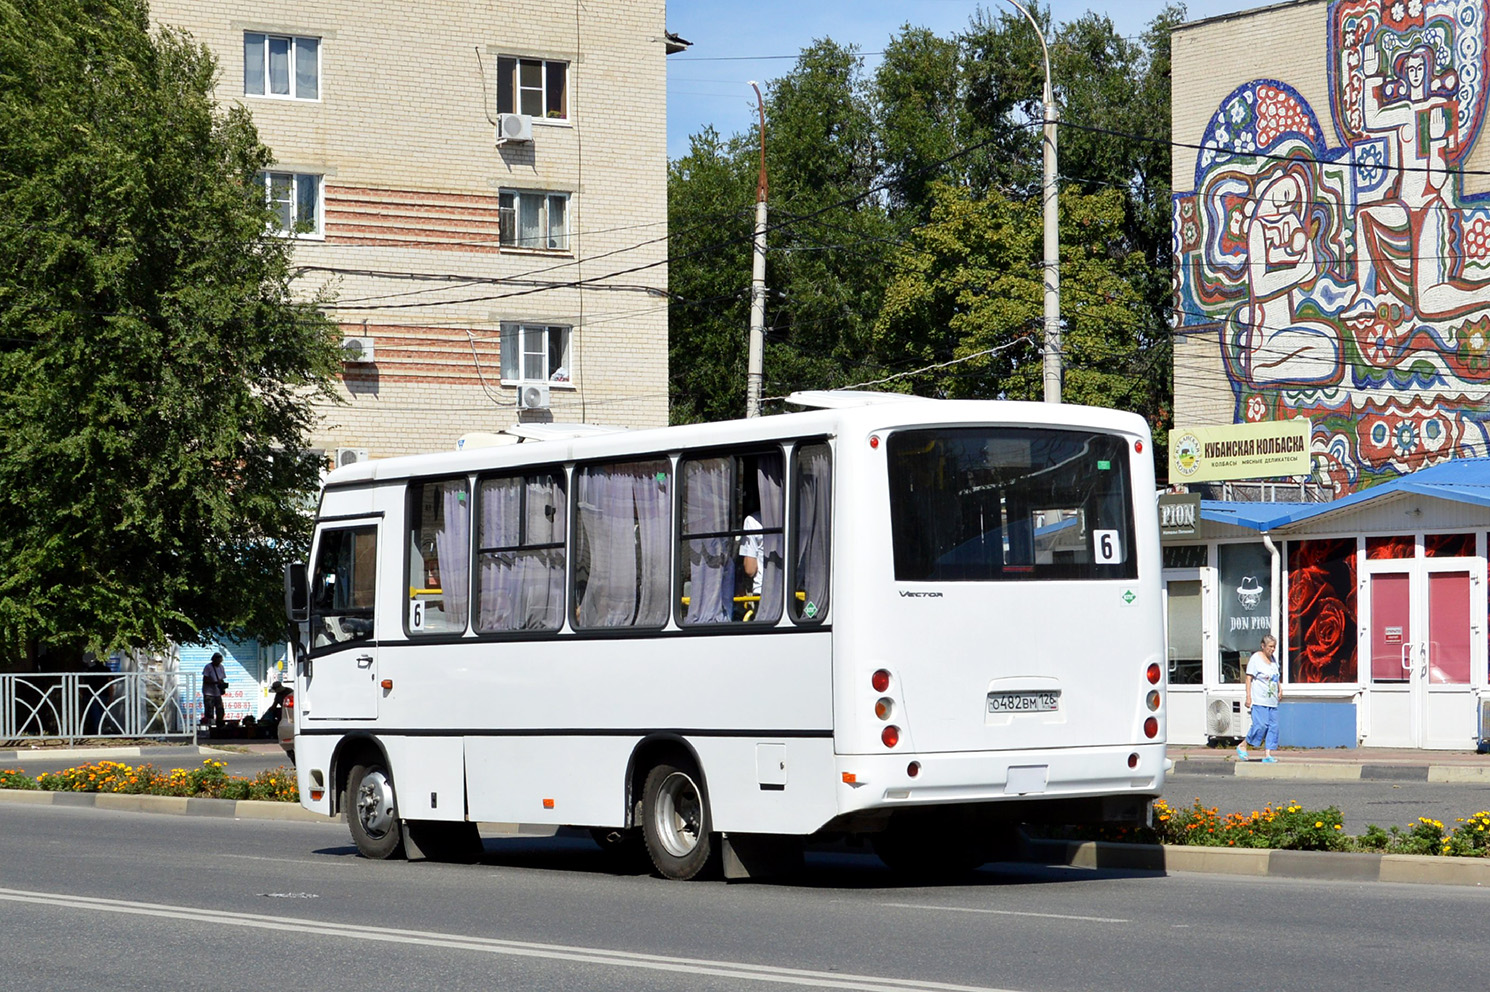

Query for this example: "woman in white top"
[1237,634,1281,762]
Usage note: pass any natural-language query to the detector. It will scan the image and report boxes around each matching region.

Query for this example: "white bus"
[283,396,1167,879]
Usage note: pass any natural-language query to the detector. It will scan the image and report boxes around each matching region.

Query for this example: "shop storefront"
[1163,460,1490,751]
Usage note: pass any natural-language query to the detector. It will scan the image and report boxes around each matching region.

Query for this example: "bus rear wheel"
[346,762,405,860]
[641,761,716,880]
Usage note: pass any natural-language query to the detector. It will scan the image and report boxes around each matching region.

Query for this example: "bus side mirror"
[284,562,308,622]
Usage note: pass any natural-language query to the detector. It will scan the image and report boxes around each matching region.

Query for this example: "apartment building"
[151,1,681,463]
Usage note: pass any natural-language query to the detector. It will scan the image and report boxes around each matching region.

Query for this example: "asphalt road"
[2,803,1488,992]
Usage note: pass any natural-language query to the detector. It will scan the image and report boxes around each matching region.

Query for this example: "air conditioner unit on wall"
[497,113,533,143]
[335,447,369,468]
[341,336,375,363]
[517,383,551,411]
[1204,690,1251,741]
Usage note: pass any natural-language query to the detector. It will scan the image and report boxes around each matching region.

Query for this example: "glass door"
[1366,567,1414,747]
[1364,555,1482,748]
[1421,561,1478,749]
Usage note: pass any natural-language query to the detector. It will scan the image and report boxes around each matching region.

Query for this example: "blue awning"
[1198,458,1490,533]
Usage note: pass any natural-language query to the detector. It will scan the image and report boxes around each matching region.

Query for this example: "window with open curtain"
[476,472,566,632]
[574,460,671,628]
[680,458,734,624]
[407,479,470,635]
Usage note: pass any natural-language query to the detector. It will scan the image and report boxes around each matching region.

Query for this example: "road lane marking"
[879,901,1128,924]
[0,886,1024,992]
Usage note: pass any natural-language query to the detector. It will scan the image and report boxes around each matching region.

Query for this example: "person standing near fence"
[200,652,228,729]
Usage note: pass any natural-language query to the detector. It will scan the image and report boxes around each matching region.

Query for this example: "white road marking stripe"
[0,887,1020,992]
[879,901,1128,924]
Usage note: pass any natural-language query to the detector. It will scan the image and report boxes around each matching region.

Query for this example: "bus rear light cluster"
[871,670,900,747]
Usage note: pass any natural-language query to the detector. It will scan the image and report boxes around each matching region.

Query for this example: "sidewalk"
[1167,743,1490,782]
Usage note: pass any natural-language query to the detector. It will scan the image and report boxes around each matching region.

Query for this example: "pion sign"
[1158,493,1201,538]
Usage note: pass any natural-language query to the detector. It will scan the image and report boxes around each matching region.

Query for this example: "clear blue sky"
[666,0,1258,158]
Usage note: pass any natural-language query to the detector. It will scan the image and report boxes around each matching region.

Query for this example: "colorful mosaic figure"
[1174,0,1490,492]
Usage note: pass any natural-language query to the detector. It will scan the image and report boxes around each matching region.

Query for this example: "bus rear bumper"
[834,742,1165,822]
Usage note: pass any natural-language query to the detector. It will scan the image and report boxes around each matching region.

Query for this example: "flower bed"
[0,759,298,803]
[1045,798,1490,857]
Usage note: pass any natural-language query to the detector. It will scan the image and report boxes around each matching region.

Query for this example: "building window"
[244,33,320,100]
[497,56,567,119]
[499,191,568,250]
[261,172,321,237]
[500,323,570,384]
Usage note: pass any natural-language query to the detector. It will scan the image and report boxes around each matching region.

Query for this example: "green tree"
[873,182,1145,406]
[668,40,897,420]
[0,0,341,662]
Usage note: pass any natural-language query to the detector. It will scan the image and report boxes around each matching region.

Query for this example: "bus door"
[304,521,381,721]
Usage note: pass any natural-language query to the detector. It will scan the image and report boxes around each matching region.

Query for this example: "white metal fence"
[0,671,199,744]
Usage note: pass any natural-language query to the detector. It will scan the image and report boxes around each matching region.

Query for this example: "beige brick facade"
[151,1,673,460]
[1171,0,1490,492]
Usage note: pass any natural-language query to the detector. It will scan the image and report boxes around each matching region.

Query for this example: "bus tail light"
[906,761,920,778]
[871,669,891,692]
[1146,663,1162,685]
[875,697,894,720]
[882,725,900,748]
[1143,717,1159,739]
[1146,690,1161,712]
[1127,753,1139,769]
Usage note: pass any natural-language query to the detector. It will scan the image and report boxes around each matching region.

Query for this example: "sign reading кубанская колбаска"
[1167,419,1310,484]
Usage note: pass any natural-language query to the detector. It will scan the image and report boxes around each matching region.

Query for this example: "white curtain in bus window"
[791,443,831,622]
[575,460,670,628]
[754,456,785,623]
[680,458,734,624]
[886,428,1135,581]
[476,473,566,632]
[407,480,470,634]
[310,526,377,649]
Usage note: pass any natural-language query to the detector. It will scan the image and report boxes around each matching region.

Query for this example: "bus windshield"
[887,427,1136,582]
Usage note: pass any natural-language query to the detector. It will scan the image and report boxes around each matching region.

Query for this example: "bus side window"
[310,525,377,650]
[791,443,831,623]
[475,470,567,633]
[678,451,783,626]
[573,458,671,629]
[406,478,471,636]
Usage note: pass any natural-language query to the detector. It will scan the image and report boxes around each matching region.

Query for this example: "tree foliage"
[668,3,1186,440]
[0,0,341,660]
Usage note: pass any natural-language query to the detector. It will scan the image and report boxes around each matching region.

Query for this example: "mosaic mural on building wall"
[1174,0,1490,492]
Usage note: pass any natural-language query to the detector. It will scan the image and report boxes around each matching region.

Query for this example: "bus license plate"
[987,691,1060,714]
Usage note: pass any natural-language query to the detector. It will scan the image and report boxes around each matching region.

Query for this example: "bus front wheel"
[346,762,405,860]
[641,761,716,880]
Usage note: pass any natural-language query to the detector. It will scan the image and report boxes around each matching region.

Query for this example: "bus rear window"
[887,428,1136,582]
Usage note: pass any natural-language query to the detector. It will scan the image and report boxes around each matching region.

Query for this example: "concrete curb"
[1029,838,1490,887]
[0,787,331,822]
[1170,760,1490,782]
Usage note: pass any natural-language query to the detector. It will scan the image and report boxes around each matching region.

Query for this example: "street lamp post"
[746,81,767,418]
[1003,0,1061,403]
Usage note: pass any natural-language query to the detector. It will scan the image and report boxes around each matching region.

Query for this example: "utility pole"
[1004,1,1061,403]
[746,81,767,418]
